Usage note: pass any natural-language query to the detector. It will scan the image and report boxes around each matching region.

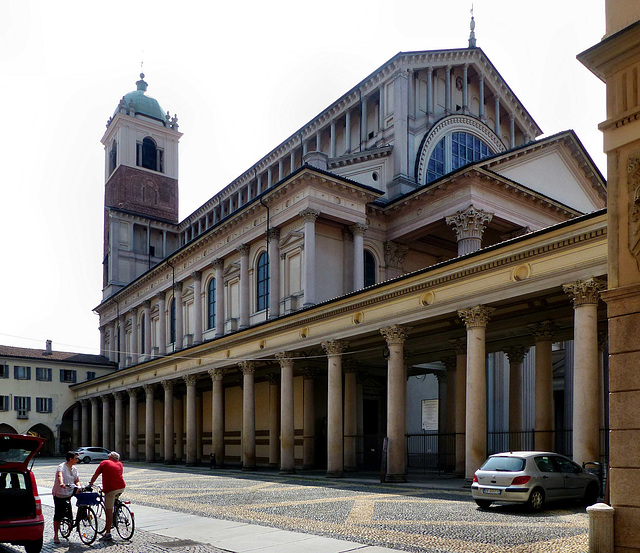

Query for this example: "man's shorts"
[104,488,125,509]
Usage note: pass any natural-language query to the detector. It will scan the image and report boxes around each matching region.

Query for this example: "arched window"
[140,313,145,355]
[207,278,216,329]
[256,252,270,312]
[426,131,494,183]
[137,136,164,172]
[364,250,376,287]
[109,141,117,175]
[170,297,176,344]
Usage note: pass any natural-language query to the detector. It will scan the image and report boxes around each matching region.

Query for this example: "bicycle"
[90,484,135,540]
[59,486,99,545]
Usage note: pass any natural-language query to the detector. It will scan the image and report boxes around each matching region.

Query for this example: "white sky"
[0,0,606,355]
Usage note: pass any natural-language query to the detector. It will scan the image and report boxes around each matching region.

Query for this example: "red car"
[0,433,45,553]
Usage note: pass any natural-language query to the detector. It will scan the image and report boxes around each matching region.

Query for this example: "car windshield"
[480,456,526,472]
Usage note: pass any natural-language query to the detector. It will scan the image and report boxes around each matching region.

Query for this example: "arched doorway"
[27,424,55,456]
[0,423,17,434]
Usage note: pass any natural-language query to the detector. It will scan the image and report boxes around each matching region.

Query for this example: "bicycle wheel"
[59,516,73,539]
[77,506,98,545]
[114,503,135,540]
[94,501,107,534]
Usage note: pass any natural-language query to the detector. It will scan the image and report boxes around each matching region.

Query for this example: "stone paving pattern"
[15,460,590,553]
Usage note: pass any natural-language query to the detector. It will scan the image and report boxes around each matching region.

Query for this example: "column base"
[325,471,344,478]
[384,473,407,483]
[242,465,256,471]
[279,468,296,475]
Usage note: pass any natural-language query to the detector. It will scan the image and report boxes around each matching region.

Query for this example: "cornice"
[329,146,393,168]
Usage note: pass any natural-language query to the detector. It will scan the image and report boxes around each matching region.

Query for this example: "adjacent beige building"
[0,341,115,454]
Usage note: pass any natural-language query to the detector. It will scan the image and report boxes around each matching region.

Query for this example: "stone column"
[322,340,347,477]
[426,68,433,120]
[240,361,256,470]
[300,209,319,307]
[142,301,151,360]
[303,369,316,469]
[445,66,451,114]
[238,246,250,329]
[442,357,456,435]
[528,321,557,452]
[351,223,367,290]
[462,64,469,114]
[213,259,225,336]
[458,305,494,479]
[174,395,184,462]
[563,278,605,465]
[80,399,90,447]
[361,93,368,146]
[196,394,203,464]
[277,353,296,473]
[192,271,203,344]
[345,110,351,154]
[478,73,485,121]
[435,372,447,435]
[267,374,280,468]
[143,384,156,462]
[184,374,198,466]
[72,404,81,450]
[268,228,281,318]
[330,120,336,158]
[157,293,167,356]
[343,362,358,472]
[131,311,139,366]
[90,397,100,447]
[162,380,175,464]
[494,95,501,135]
[392,70,409,180]
[504,345,529,451]
[101,395,111,450]
[381,325,410,482]
[114,392,125,456]
[452,339,467,477]
[174,282,183,350]
[118,315,125,367]
[209,369,225,467]
[127,388,139,461]
[509,114,516,148]
[446,206,494,256]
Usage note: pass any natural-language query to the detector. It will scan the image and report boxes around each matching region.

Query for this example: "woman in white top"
[51,451,80,543]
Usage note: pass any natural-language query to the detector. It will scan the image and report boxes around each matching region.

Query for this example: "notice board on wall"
[421,399,439,431]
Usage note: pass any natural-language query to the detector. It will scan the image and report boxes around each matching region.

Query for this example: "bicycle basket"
[76,492,99,506]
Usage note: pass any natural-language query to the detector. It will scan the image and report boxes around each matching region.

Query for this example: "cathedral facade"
[69,31,607,482]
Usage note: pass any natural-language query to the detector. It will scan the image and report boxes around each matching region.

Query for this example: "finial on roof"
[468,4,477,48]
[136,72,148,92]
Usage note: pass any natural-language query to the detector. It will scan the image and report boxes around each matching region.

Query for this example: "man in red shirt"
[89,451,126,541]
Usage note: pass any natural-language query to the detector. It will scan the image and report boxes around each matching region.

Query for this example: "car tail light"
[34,496,42,515]
[511,476,531,486]
[472,474,478,483]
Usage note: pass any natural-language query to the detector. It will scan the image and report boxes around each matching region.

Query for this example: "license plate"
[483,489,501,495]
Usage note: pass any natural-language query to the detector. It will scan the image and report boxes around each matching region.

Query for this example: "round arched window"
[426,131,494,183]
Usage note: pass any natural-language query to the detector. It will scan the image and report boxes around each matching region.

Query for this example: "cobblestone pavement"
[21,460,590,553]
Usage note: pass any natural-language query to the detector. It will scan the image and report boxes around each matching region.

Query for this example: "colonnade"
[82,278,605,480]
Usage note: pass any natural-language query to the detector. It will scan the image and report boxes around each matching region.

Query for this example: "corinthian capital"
[275,352,297,369]
[239,361,255,375]
[380,324,410,345]
[562,278,606,307]
[349,223,368,237]
[528,320,558,341]
[321,340,348,356]
[504,345,529,364]
[458,305,495,329]
[445,205,493,241]
[299,208,320,223]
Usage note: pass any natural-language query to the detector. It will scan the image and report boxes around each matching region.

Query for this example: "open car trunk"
[0,471,37,520]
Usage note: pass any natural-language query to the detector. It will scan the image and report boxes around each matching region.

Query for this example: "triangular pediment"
[480,132,606,214]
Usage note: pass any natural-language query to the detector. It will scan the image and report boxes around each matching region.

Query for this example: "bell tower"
[101,74,183,298]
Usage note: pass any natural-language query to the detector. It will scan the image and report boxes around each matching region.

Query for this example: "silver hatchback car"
[471,451,600,511]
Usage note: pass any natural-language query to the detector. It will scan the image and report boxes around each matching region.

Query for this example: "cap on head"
[109,451,120,461]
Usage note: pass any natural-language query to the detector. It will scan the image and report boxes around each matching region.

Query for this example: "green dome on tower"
[114,73,166,123]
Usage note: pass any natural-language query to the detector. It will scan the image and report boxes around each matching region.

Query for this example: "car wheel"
[584,482,599,505]
[83,456,91,463]
[24,538,43,553]
[475,499,492,509]
[527,488,545,512]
